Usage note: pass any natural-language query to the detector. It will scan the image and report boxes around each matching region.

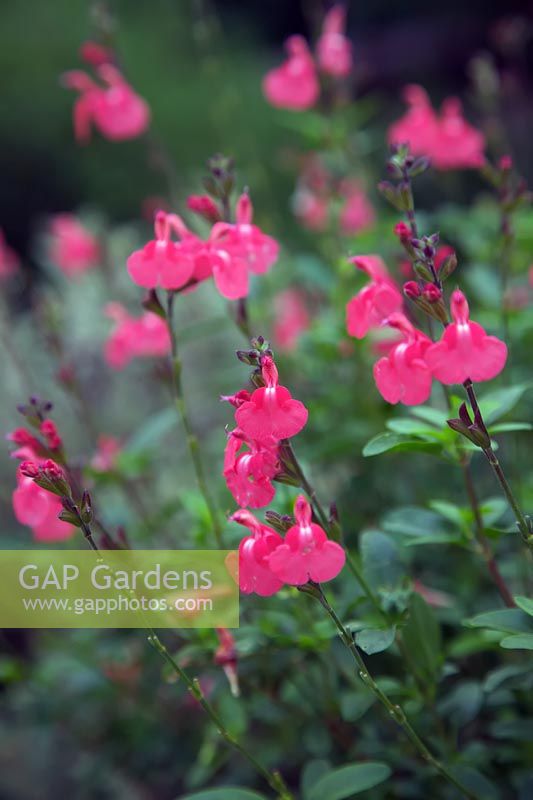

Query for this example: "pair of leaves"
[178,762,392,800]
[466,598,533,650]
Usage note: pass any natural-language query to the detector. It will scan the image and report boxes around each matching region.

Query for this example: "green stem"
[311,585,480,800]
[463,379,532,552]
[165,291,224,547]
[77,509,291,799]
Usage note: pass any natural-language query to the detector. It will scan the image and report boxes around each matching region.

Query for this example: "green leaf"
[308,762,391,800]
[514,596,533,617]
[402,594,442,682]
[466,609,533,635]
[301,760,331,800]
[355,627,396,655]
[339,692,375,722]
[500,634,533,650]
[178,790,267,800]
[386,418,439,436]
[490,422,532,433]
[408,406,448,427]
[478,383,532,425]
[362,432,440,457]
[361,531,404,589]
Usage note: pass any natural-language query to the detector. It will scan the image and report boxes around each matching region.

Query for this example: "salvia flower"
[373,313,433,405]
[91,435,122,473]
[104,303,170,370]
[268,495,346,585]
[235,355,308,441]
[230,510,284,596]
[273,288,311,352]
[127,211,196,290]
[62,65,150,143]
[425,290,508,384]
[316,4,352,77]
[262,35,319,111]
[48,214,100,277]
[223,428,280,509]
[346,255,403,339]
[231,193,280,276]
[388,84,485,170]
[339,182,376,236]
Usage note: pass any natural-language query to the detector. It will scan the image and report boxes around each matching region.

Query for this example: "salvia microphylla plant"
[3,4,533,799]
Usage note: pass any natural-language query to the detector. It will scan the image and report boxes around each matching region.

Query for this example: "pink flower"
[63,65,150,143]
[230,510,284,596]
[231,193,279,275]
[432,97,486,170]
[425,290,507,384]
[316,5,352,78]
[273,288,311,352]
[127,211,197,291]
[373,313,433,405]
[263,35,319,111]
[339,182,375,235]
[104,303,170,370]
[12,470,74,542]
[79,40,114,67]
[91,435,122,472]
[293,188,329,231]
[0,229,20,280]
[388,85,485,171]
[346,255,403,339]
[214,628,239,696]
[193,222,249,299]
[223,428,279,509]
[388,85,439,157]
[268,495,345,585]
[48,214,100,277]
[235,355,308,441]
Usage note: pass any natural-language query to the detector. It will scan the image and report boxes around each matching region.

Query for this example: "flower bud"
[403,281,421,299]
[438,252,458,281]
[423,284,442,303]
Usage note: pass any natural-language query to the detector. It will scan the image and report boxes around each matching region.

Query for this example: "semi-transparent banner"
[0,550,239,628]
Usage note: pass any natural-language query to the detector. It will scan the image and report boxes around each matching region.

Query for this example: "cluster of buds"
[378,144,430,212]
[235,335,274,387]
[202,154,235,217]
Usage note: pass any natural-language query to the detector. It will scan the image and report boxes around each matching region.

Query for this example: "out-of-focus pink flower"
[0,230,20,280]
[127,211,196,290]
[223,428,279,509]
[373,313,433,405]
[388,85,439,158]
[186,194,221,224]
[104,303,170,370]
[79,40,114,67]
[268,495,345,585]
[388,85,485,170]
[426,290,507,384]
[293,188,329,231]
[235,355,308,441]
[48,215,100,277]
[316,5,352,78]
[91,435,122,472]
[413,580,453,608]
[214,628,239,696]
[432,98,486,170]
[339,182,375,235]
[230,509,284,596]
[263,35,319,111]
[346,255,403,339]
[273,288,311,352]
[63,65,150,143]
